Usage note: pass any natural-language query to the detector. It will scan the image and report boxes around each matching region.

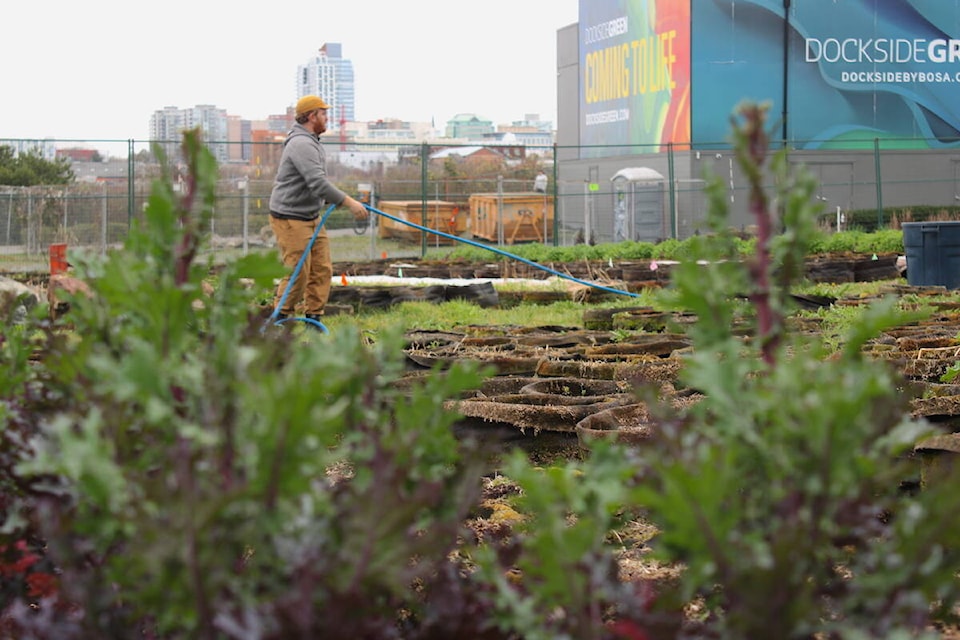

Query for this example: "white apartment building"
[149,107,187,161]
[149,105,230,164]
[0,138,57,161]
[297,43,355,133]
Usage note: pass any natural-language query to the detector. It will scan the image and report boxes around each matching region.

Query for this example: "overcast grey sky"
[1,1,579,148]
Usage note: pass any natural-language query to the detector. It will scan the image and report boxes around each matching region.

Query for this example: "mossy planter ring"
[519,376,623,400]
[575,403,655,455]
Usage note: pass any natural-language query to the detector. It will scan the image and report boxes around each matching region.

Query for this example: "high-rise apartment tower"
[297,43,355,133]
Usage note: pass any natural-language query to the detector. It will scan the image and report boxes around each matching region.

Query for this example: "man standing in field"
[268,95,368,325]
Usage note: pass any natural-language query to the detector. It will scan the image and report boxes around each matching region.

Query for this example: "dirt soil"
[395,279,960,637]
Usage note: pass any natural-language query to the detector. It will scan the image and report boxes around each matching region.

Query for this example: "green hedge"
[819,206,960,232]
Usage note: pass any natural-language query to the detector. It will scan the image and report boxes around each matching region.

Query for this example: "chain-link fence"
[2,137,957,273]
[555,143,960,246]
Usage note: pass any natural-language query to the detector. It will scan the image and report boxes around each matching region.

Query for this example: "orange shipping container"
[469,193,554,244]
[376,200,466,245]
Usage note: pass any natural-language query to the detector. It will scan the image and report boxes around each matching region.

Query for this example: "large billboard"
[579,0,960,153]
[692,0,960,149]
[579,0,691,155]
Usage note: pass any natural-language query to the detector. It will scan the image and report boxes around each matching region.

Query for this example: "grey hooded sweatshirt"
[268,123,348,221]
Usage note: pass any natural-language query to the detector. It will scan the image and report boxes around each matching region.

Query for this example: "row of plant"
[443,228,906,264]
[3,108,960,639]
[823,205,960,232]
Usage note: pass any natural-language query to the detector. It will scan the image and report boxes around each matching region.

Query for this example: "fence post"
[26,191,31,255]
[873,137,883,230]
[497,175,504,246]
[368,181,377,260]
[421,142,428,258]
[127,139,135,229]
[240,178,249,255]
[667,143,677,239]
[101,183,108,257]
[434,184,441,249]
[552,144,559,246]
[27,191,34,255]
[5,191,12,245]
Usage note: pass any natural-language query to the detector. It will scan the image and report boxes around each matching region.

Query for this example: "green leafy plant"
[628,102,960,638]
[806,228,904,255]
[0,130,504,639]
[445,229,901,265]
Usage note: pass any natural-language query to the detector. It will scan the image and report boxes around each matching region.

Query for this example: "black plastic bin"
[902,221,960,289]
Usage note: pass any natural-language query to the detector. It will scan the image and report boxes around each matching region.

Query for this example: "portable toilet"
[610,167,667,242]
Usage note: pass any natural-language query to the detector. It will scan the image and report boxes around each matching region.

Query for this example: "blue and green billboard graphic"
[580,0,960,151]
[693,0,960,149]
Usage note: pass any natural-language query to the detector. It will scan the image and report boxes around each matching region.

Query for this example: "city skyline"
[1,0,578,153]
[141,104,553,167]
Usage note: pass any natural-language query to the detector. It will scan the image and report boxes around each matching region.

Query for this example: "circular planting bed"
[575,402,657,455]
[397,283,960,466]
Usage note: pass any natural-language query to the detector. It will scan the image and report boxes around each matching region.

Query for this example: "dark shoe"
[305,313,327,333]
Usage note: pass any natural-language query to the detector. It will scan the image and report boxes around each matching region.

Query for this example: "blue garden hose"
[266,201,641,335]
[365,204,641,299]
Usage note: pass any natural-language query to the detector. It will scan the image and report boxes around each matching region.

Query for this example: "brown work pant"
[270,216,332,316]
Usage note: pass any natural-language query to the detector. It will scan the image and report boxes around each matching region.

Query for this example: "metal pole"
[584,182,590,244]
[497,175,504,246]
[62,188,68,239]
[421,142,428,257]
[368,181,376,259]
[552,144,559,246]
[27,192,33,255]
[5,192,12,245]
[781,0,791,147]
[435,184,440,249]
[241,179,249,255]
[667,143,677,239]
[874,137,883,230]
[101,183,107,256]
[127,139,135,229]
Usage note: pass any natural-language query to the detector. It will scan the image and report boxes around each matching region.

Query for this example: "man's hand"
[343,196,368,221]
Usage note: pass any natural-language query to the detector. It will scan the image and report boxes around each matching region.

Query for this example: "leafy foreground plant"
[438,104,960,640]
[618,104,960,638]
[0,131,521,639]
